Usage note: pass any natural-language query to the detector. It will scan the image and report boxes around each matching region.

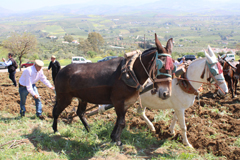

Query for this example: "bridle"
[176,59,226,95]
[141,51,175,84]
[205,61,225,85]
[120,49,175,92]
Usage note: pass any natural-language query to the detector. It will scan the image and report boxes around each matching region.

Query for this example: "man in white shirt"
[18,60,55,119]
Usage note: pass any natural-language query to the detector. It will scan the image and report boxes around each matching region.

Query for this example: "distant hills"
[1,0,240,17]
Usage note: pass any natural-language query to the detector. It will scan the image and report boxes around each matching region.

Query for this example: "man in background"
[2,53,17,87]
[179,56,185,65]
[19,60,55,119]
[48,55,61,84]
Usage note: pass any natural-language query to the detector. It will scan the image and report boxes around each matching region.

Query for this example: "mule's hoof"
[54,131,61,136]
[151,130,156,135]
[186,144,193,148]
[116,141,122,146]
[184,142,193,148]
[170,130,175,136]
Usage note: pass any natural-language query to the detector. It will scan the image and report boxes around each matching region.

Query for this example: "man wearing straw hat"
[18,60,55,119]
[48,55,61,84]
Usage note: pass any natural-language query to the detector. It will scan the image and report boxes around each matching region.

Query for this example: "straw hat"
[51,55,56,59]
[35,60,44,67]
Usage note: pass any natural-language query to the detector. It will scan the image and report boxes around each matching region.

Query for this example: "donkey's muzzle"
[158,89,170,100]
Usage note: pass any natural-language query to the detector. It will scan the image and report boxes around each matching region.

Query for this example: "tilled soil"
[0,69,239,159]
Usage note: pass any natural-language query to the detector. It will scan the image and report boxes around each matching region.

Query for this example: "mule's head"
[152,33,175,99]
[205,45,228,97]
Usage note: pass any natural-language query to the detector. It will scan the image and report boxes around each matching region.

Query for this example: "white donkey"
[137,46,228,148]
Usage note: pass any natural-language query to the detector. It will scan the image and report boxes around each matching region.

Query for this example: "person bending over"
[18,60,55,119]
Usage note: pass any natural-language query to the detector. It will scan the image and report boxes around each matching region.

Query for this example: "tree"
[77,32,104,55]
[3,32,37,71]
[78,39,93,55]
[197,52,205,58]
[87,51,97,58]
[64,35,74,43]
[87,32,104,53]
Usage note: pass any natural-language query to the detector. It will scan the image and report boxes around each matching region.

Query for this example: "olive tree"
[87,32,104,53]
[3,32,37,71]
[78,32,104,56]
[64,35,74,43]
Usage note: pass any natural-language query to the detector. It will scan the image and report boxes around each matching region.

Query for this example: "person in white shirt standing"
[18,60,55,119]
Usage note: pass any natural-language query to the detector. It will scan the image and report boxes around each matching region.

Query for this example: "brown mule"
[218,55,239,98]
[52,33,175,145]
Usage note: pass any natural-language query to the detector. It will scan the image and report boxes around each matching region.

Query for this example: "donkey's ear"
[165,38,173,54]
[222,54,227,60]
[205,51,213,63]
[155,33,165,53]
[208,45,215,57]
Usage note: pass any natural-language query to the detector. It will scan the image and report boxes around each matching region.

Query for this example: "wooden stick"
[86,105,98,112]
[8,140,16,149]
[0,139,27,149]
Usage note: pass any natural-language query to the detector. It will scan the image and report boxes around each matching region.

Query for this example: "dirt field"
[0,69,239,159]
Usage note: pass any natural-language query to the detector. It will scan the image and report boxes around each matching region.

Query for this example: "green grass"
[154,109,174,124]
[0,111,224,160]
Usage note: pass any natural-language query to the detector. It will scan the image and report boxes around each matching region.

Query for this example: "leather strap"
[178,73,199,95]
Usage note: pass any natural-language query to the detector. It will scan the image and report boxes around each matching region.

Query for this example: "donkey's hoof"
[170,130,175,136]
[183,142,193,148]
[151,130,156,135]
[116,141,122,146]
[186,143,193,148]
[54,131,61,136]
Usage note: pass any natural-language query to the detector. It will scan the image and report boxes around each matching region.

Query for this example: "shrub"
[197,52,205,58]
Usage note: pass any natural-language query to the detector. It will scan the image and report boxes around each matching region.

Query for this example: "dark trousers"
[52,73,57,84]
[9,71,17,87]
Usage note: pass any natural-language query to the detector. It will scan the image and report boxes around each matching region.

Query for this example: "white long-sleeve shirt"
[4,59,13,66]
[19,65,53,96]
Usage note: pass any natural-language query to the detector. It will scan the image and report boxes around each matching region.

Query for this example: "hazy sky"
[0,0,159,11]
[0,0,238,11]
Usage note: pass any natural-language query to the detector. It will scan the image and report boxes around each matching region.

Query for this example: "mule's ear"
[205,51,213,63]
[165,38,173,54]
[208,45,215,57]
[223,55,227,60]
[155,33,165,53]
